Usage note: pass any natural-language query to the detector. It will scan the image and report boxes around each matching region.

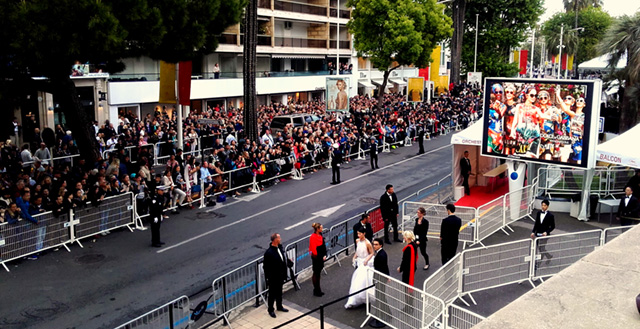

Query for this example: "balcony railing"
[274,37,326,48]
[329,8,350,19]
[240,34,273,46]
[258,0,271,9]
[109,70,348,81]
[329,40,350,49]
[274,0,326,16]
[219,33,238,45]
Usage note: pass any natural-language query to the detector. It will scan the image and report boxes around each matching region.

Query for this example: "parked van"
[270,114,322,134]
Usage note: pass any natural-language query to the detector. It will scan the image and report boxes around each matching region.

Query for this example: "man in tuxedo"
[625,170,640,199]
[617,187,639,226]
[460,150,472,195]
[531,199,555,261]
[380,184,400,244]
[416,123,425,155]
[263,233,290,318]
[353,212,373,250]
[330,143,342,184]
[440,203,462,265]
[369,137,379,170]
[370,238,389,328]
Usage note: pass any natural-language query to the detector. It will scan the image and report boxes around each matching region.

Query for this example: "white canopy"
[596,124,640,169]
[451,120,483,145]
[579,53,626,70]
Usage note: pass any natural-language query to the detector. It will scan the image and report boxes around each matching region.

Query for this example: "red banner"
[519,50,528,75]
[178,61,192,106]
[418,68,429,81]
[561,54,568,71]
[369,208,385,234]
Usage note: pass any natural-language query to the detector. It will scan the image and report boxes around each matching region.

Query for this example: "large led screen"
[482,78,601,168]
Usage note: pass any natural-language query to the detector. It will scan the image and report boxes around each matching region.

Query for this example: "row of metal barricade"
[0,193,136,272]
[537,165,635,198]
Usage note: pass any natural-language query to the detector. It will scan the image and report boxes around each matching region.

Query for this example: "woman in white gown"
[345,228,375,308]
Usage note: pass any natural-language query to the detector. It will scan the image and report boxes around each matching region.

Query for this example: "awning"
[451,120,483,145]
[596,124,640,168]
[371,79,384,86]
[358,80,375,88]
[579,53,626,70]
[271,54,326,59]
[390,78,407,86]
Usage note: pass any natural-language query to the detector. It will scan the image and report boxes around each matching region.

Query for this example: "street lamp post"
[530,27,535,78]
[557,24,564,79]
[474,13,478,72]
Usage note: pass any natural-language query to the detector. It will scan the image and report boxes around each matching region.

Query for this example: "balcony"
[219,33,238,45]
[258,0,271,9]
[329,40,350,49]
[240,34,273,46]
[274,0,327,16]
[274,37,326,48]
[329,8,350,19]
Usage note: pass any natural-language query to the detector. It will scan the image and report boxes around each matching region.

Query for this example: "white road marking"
[205,191,270,212]
[158,143,451,253]
[284,204,345,230]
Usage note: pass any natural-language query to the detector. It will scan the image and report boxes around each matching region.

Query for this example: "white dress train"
[344,239,374,308]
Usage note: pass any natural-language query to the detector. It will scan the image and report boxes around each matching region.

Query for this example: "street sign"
[599,117,605,133]
[197,118,221,125]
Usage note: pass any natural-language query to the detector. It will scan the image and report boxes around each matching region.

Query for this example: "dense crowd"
[0,83,483,249]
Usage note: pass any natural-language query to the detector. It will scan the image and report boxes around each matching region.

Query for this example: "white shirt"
[387,193,392,202]
[625,196,631,207]
[540,211,547,223]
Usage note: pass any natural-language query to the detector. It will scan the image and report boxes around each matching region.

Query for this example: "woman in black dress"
[413,207,430,270]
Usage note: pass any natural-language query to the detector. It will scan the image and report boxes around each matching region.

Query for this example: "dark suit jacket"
[618,195,639,218]
[440,215,462,245]
[380,192,398,220]
[373,248,390,276]
[263,244,288,284]
[369,141,378,156]
[460,157,471,177]
[353,221,373,248]
[331,149,343,165]
[532,211,555,236]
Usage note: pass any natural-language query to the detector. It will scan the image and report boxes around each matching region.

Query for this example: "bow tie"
[541,211,546,215]
[626,196,631,199]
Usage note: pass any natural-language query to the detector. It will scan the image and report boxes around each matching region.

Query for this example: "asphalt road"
[0,134,455,329]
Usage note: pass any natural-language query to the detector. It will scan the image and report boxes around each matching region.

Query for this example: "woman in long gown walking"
[345,228,374,308]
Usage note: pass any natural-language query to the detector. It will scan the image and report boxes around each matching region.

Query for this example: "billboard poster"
[467,72,482,86]
[482,78,601,168]
[326,77,350,112]
[407,77,425,102]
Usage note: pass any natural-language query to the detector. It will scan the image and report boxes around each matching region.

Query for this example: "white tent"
[579,53,626,71]
[596,124,640,169]
[451,120,499,190]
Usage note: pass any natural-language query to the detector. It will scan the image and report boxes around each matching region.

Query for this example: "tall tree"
[0,0,244,163]
[598,12,640,132]
[243,0,259,142]
[450,0,467,83]
[459,0,543,78]
[347,0,452,112]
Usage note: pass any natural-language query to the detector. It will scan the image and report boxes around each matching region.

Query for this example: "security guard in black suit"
[617,187,639,226]
[417,123,425,155]
[149,185,166,247]
[369,137,379,169]
[331,143,343,184]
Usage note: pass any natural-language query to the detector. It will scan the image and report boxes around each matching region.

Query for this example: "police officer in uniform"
[417,123,425,155]
[330,143,343,184]
[369,137,379,170]
[149,185,166,247]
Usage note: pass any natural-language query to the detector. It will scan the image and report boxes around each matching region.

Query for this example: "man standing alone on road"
[263,233,290,318]
[331,143,342,184]
[369,137,379,170]
[149,186,166,248]
[380,184,400,244]
[440,203,461,265]
[460,150,472,195]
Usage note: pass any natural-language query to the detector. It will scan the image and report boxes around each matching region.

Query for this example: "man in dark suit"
[416,123,425,155]
[149,186,166,248]
[353,212,373,250]
[531,199,555,261]
[370,238,389,328]
[380,184,400,244]
[460,150,472,195]
[331,143,342,184]
[369,137,379,170]
[263,233,290,318]
[440,203,462,265]
[617,187,639,226]
[626,170,640,199]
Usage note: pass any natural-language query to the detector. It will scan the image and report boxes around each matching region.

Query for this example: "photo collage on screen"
[486,82,589,165]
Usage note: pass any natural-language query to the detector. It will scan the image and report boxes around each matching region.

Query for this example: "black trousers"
[267,281,283,312]
[332,165,340,183]
[462,174,470,195]
[418,139,424,154]
[418,239,429,265]
[370,154,378,169]
[383,217,398,241]
[312,257,323,294]
[441,242,457,265]
[150,220,161,245]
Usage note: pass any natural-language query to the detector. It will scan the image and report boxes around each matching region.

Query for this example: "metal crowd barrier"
[401,203,476,248]
[72,193,136,247]
[22,153,80,168]
[364,268,445,329]
[531,230,602,282]
[537,166,634,198]
[423,253,462,305]
[602,226,633,244]
[113,295,191,329]
[503,183,536,229]
[446,304,485,329]
[476,197,507,243]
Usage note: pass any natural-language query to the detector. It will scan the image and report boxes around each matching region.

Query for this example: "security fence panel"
[603,226,633,244]
[0,212,71,271]
[532,230,602,280]
[461,239,532,295]
[326,220,349,258]
[74,193,135,240]
[503,185,534,225]
[285,237,312,276]
[210,258,264,320]
[114,295,191,329]
[367,268,445,329]
[423,253,461,305]
[476,197,505,242]
[403,203,476,245]
[446,304,486,329]
[437,175,453,204]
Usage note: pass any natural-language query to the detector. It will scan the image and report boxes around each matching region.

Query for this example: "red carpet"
[455,177,509,208]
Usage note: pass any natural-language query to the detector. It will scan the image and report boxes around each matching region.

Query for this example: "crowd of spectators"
[0,83,482,254]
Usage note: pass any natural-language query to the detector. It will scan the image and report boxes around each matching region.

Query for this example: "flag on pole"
[418,68,429,81]
[567,55,574,71]
[178,61,192,106]
[519,50,528,75]
[512,50,519,65]
[159,61,177,104]
[561,54,568,71]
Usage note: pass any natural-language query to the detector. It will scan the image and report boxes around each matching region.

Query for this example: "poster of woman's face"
[326,77,350,112]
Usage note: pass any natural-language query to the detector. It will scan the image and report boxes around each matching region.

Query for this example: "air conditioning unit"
[284,21,292,30]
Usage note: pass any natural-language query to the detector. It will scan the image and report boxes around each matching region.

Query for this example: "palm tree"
[243,0,259,142]
[598,12,640,132]
[562,0,602,12]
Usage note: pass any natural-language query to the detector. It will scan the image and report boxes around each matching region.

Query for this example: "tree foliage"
[1,0,244,162]
[562,0,602,12]
[459,0,543,78]
[347,0,452,110]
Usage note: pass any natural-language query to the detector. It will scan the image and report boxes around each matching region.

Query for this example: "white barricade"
[503,185,535,229]
[210,257,266,324]
[475,196,507,244]
[113,295,191,329]
[365,268,446,329]
[402,203,476,247]
[423,253,462,306]
[460,239,534,305]
[602,226,633,245]
[532,230,602,281]
[446,304,486,329]
[0,212,71,272]
[285,235,313,276]
[72,193,135,247]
